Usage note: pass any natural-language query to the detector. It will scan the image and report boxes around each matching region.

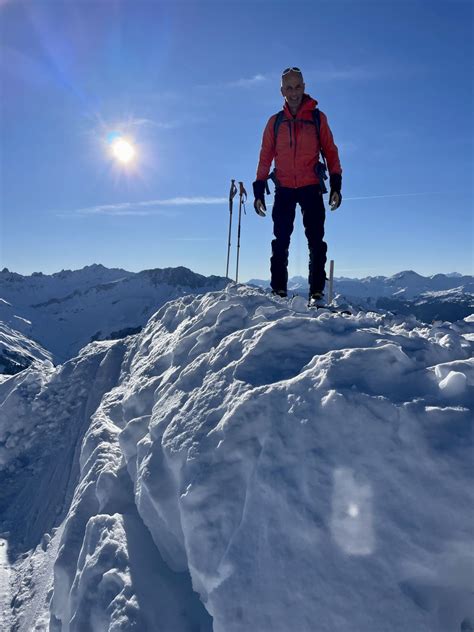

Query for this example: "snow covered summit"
[1,286,473,631]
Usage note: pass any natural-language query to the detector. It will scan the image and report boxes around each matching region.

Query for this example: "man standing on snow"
[253,67,342,304]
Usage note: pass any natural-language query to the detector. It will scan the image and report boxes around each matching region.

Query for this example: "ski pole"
[328,259,335,305]
[235,181,247,283]
[226,179,238,279]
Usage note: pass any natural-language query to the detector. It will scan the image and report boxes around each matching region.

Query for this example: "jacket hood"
[283,94,318,116]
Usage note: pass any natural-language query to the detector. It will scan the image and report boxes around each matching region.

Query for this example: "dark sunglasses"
[282,67,302,75]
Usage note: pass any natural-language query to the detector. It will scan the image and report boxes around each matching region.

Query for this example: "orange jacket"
[256,95,342,189]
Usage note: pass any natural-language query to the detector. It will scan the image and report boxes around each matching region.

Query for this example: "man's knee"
[272,236,291,252]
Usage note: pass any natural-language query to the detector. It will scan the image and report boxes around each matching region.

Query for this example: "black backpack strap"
[268,110,286,188]
[312,109,325,162]
[312,108,320,137]
[312,108,328,193]
[273,110,285,144]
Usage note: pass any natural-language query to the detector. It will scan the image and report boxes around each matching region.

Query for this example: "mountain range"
[0,266,472,375]
[249,269,474,322]
[248,269,474,298]
[0,265,228,367]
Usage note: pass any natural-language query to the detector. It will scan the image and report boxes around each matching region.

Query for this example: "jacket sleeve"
[256,115,276,181]
[319,111,342,176]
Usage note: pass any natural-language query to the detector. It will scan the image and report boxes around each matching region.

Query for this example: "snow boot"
[271,289,288,298]
[308,292,325,308]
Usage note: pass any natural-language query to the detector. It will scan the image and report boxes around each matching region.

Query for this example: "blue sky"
[1,0,472,280]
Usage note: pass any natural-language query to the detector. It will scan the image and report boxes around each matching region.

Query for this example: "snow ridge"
[0,322,52,376]
[1,285,473,631]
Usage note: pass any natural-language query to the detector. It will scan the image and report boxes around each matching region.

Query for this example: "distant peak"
[391,270,423,279]
[82,263,106,271]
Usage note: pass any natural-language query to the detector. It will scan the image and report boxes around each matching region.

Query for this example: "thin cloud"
[178,65,377,100]
[255,191,438,211]
[129,114,210,130]
[218,67,374,89]
[195,74,269,91]
[129,117,181,130]
[228,74,268,88]
[160,196,227,206]
[306,61,422,82]
[307,66,379,82]
[64,196,227,217]
[170,237,216,242]
[345,192,438,201]
[64,191,437,218]
[72,205,177,217]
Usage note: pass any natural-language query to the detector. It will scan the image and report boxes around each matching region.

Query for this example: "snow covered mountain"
[377,287,474,324]
[337,270,473,299]
[1,286,473,631]
[0,265,228,365]
[249,270,474,299]
[0,320,52,375]
[248,270,474,323]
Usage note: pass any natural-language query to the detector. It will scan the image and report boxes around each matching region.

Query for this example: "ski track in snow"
[0,285,473,632]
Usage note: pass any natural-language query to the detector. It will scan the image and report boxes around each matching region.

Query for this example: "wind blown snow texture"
[1,286,473,631]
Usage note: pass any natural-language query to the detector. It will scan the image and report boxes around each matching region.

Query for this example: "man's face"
[281,72,305,112]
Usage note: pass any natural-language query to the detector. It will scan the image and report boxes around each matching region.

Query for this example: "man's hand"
[329,173,342,211]
[252,180,267,217]
[255,200,266,217]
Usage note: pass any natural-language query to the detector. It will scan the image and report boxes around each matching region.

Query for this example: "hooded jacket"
[256,94,342,189]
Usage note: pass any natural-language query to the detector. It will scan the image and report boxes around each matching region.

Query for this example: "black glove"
[329,173,342,210]
[252,180,267,216]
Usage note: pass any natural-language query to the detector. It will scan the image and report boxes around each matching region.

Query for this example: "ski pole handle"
[229,179,237,201]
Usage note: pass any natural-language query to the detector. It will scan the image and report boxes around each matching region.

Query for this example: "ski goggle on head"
[282,67,302,75]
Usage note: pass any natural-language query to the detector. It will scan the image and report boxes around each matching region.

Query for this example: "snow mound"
[1,285,473,631]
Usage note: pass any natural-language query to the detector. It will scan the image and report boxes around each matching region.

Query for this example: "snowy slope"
[377,287,474,324]
[0,266,228,363]
[1,286,473,632]
[0,320,52,375]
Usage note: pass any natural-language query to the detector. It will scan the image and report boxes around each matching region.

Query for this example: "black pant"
[270,185,327,294]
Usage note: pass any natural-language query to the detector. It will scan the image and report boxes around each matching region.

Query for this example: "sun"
[111,138,136,164]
